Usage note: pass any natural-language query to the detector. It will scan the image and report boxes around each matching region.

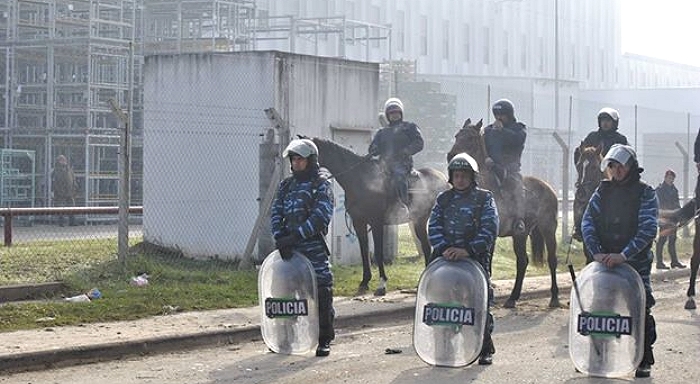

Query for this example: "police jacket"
[581,129,628,158]
[428,185,499,274]
[581,170,658,277]
[271,168,334,287]
[483,121,526,170]
[368,120,424,169]
[655,182,680,210]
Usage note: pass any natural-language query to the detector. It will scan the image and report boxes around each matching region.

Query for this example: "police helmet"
[597,107,620,129]
[448,153,479,184]
[600,144,637,172]
[492,99,515,119]
[283,139,318,159]
[384,97,404,116]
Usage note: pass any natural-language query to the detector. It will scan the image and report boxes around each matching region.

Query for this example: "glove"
[279,247,294,260]
[275,232,301,249]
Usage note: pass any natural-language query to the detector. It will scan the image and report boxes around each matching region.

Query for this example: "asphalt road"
[1,274,697,384]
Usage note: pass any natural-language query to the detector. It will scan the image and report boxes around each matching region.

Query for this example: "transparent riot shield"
[258,250,319,355]
[413,257,488,367]
[569,261,645,378]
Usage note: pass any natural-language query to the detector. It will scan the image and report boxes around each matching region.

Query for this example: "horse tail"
[529,226,545,265]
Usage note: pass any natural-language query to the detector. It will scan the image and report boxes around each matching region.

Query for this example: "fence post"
[108,98,130,265]
[552,131,570,242]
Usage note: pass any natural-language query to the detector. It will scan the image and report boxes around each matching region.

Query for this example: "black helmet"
[597,107,620,130]
[492,99,515,119]
[447,153,479,184]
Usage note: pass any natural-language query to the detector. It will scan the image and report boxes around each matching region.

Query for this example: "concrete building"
[143,51,378,262]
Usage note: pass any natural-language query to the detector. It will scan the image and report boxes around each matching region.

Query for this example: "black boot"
[635,362,651,378]
[671,260,687,269]
[316,339,331,357]
[656,261,669,270]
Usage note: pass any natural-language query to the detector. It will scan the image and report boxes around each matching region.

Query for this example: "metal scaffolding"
[1,0,143,216]
[0,0,390,215]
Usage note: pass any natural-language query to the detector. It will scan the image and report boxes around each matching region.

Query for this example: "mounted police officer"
[271,139,335,357]
[573,107,628,241]
[581,144,658,378]
[483,99,526,235]
[428,153,499,365]
[368,97,424,213]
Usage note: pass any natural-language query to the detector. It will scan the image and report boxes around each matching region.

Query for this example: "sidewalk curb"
[0,268,691,374]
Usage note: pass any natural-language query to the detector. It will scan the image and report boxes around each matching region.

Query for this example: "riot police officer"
[271,139,335,357]
[581,144,658,378]
[428,153,499,365]
[368,98,424,212]
[483,99,527,235]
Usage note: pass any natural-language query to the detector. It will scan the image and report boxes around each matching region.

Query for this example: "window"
[502,31,509,67]
[571,44,575,77]
[462,24,470,62]
[420,16,428,56]
[483,27,490,65]
[371,6,381,48]
[396,10,405,53]
[521,35,527,71]
[442,21,450,60]
[538,37,544,73]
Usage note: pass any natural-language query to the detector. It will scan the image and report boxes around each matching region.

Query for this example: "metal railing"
[0,206,143,246]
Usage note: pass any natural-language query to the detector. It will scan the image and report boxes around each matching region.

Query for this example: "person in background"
[52,155,77,226]
[655,169,686,269]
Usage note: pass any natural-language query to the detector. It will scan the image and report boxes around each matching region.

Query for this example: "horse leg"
[412,215,432,266]
[544,229,560,308]
[686,230,700,309]
[504,235,529,308]
[371,225,388,296]
[353,221,372,295]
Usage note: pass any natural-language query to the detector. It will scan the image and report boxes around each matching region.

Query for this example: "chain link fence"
[3,54,700,289]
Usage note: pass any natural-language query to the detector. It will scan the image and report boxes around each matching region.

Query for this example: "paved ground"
[0,267,692,374]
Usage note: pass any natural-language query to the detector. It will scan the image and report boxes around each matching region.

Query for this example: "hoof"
[356,285,369,296]
[685,298,696,310]
[374,287,386,296]
[503,299,516,308]
[549,298,561,308]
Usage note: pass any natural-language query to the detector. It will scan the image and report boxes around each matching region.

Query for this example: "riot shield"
[258,250,319,355]
[413,257,488,367]
[569,261,645,378]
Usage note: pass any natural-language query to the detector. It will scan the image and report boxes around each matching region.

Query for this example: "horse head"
[447,118,485,163]
[575,144,604,188]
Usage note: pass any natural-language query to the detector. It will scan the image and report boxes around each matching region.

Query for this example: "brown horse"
[573,144,604,258]
[447,118,560,308]
[310,136,449,296]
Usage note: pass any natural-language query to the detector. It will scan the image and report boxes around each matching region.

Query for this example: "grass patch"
[0,226,693,332]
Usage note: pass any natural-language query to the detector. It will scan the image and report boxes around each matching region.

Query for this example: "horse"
[573,144,604,256]
[446,118,560,308]
[310,136,449,296]
[658,200,700,310]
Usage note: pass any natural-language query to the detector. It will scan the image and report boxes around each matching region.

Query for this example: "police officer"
[483,99,526,235]
[655,169,686,269]
[573,108,628,240]
[368,97,424,211]
[271,139,335,357]
[581,144,658,378]
[428,153,499,365]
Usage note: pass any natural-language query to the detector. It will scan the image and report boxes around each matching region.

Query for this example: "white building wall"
[143,51,379,262]
[256,0,699,88]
